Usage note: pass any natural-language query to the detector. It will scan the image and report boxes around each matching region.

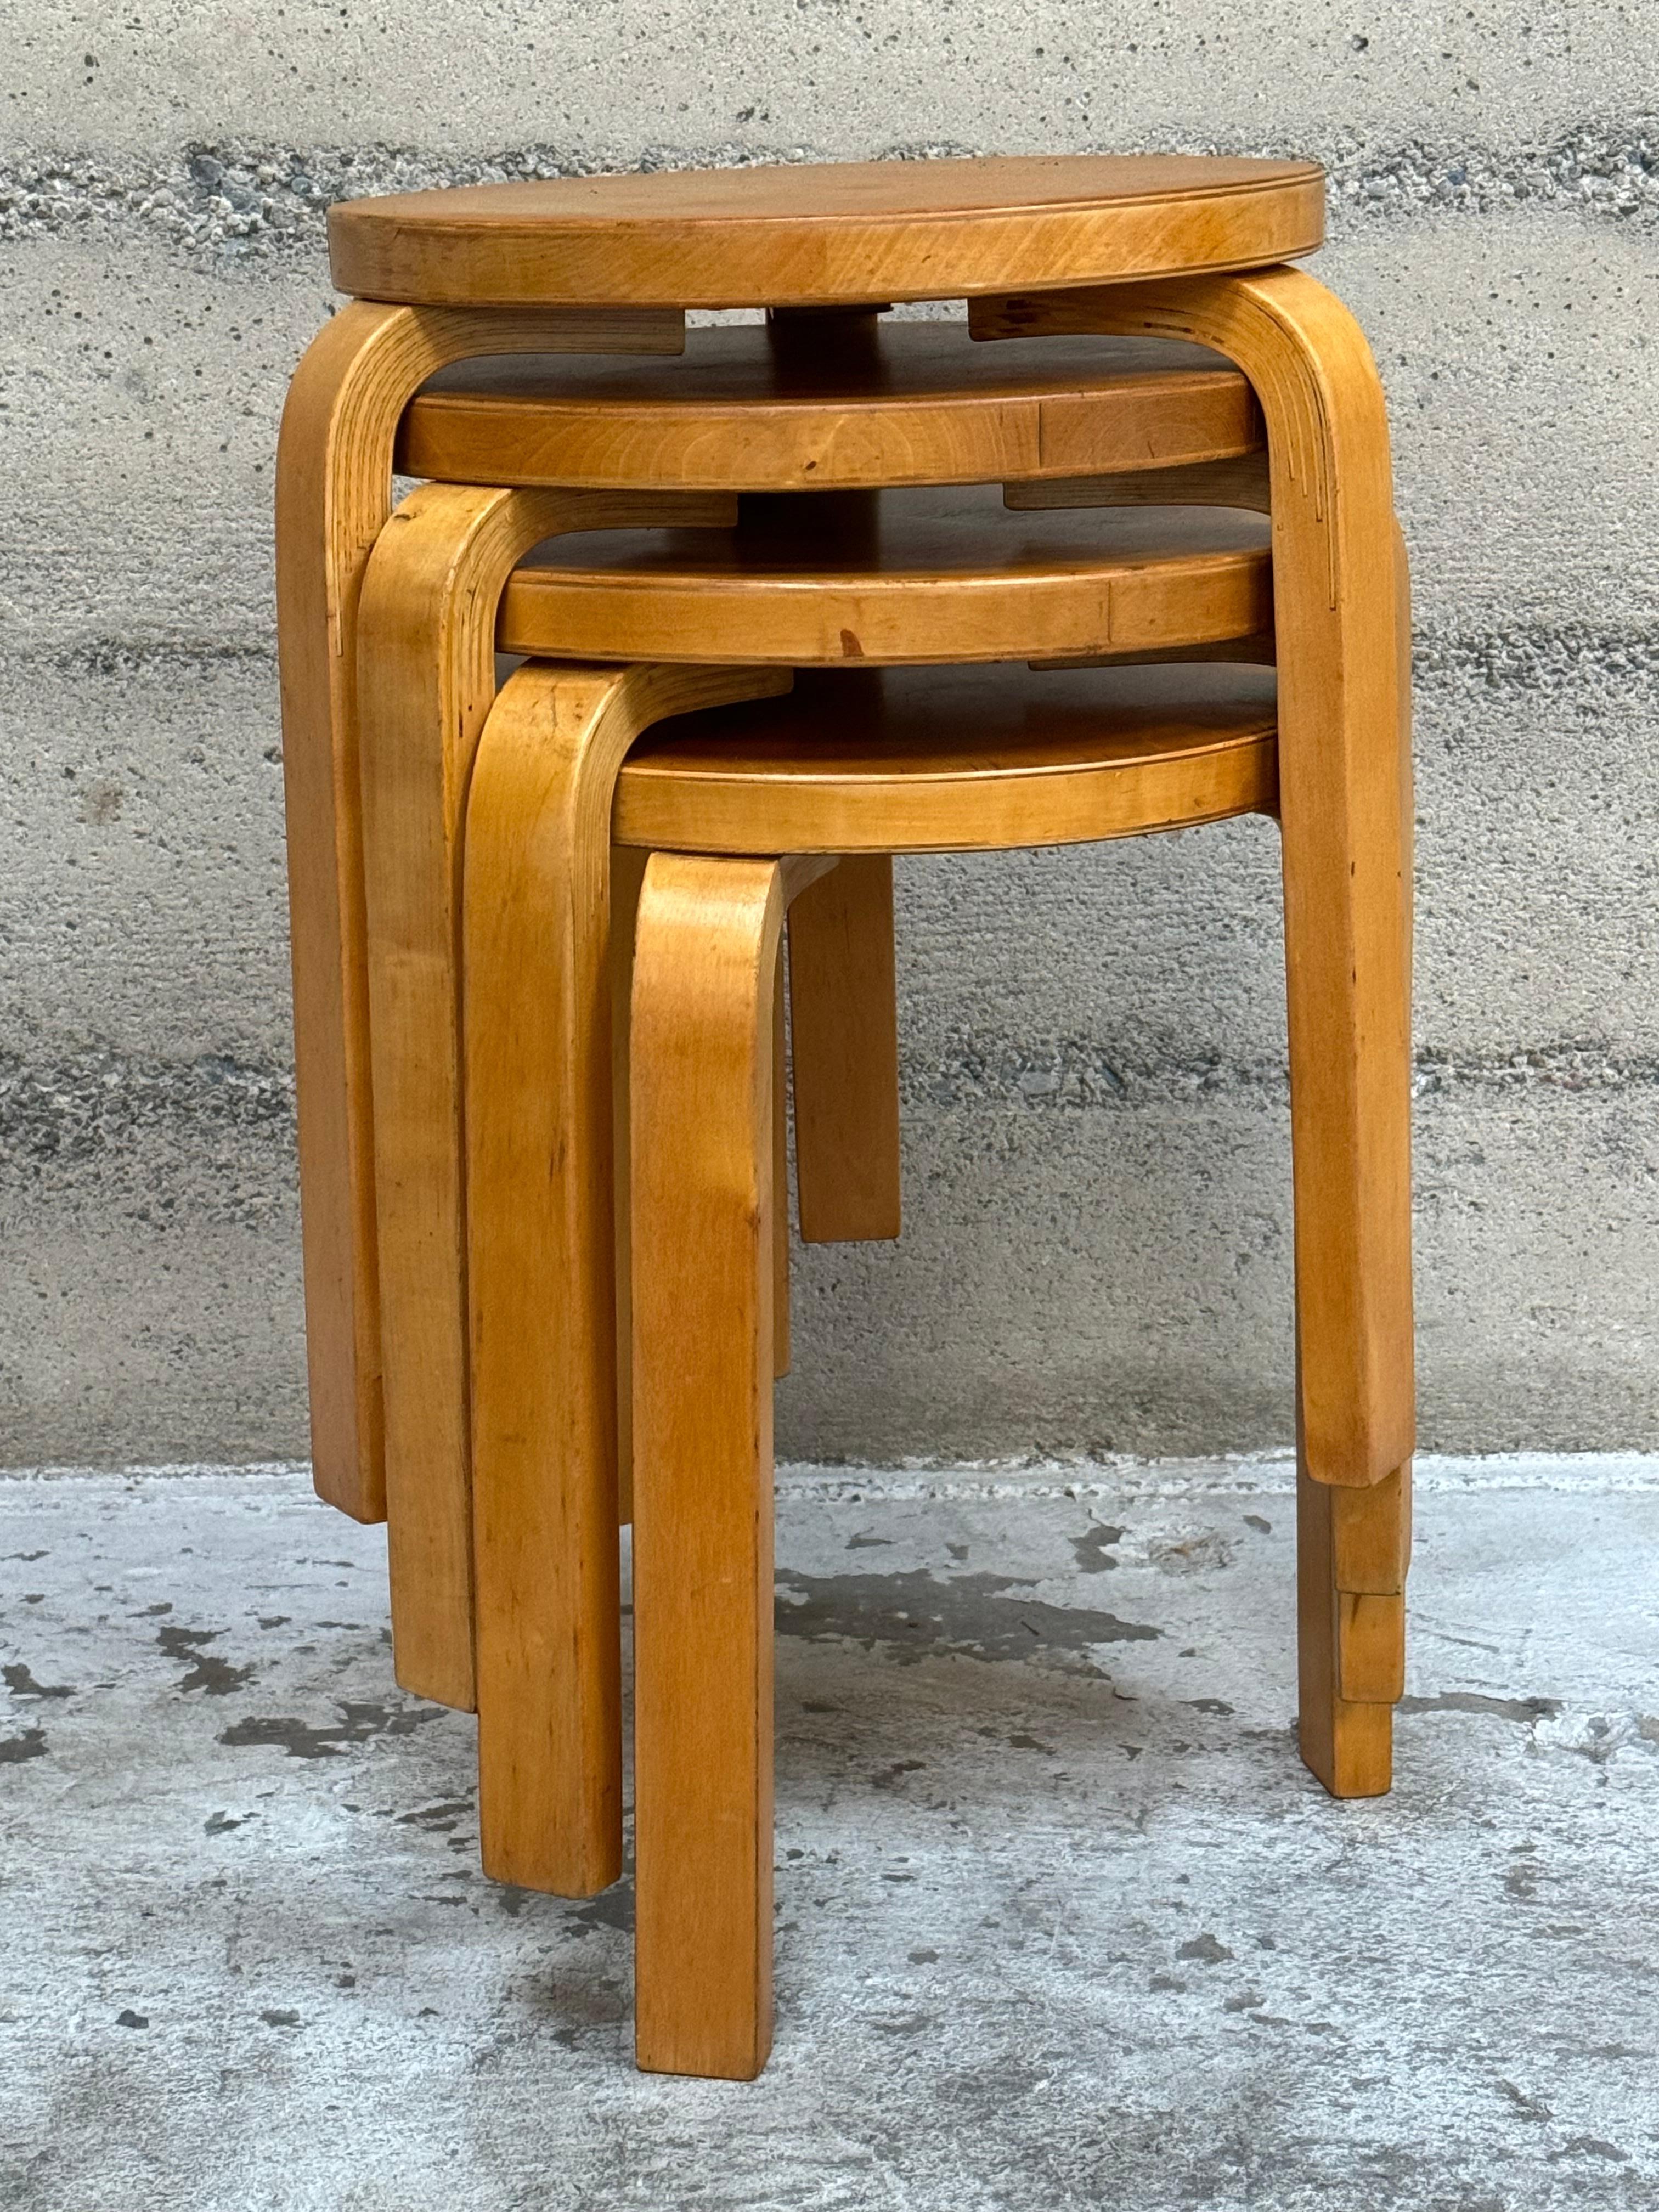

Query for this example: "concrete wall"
[3,7,1657,1465]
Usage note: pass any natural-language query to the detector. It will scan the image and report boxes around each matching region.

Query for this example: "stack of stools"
[276,155,1414,2080]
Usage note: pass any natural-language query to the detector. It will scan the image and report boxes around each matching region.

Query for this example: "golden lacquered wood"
[399,321,1261,492]
[613,662,1278,854]
[500,487,1272,667]
[331,153,1325,309]
[462,660,790,1894]
[357,480,749,1713]
[275,298,683,1525]
[974,266,1413,1796]
[786,857,902,1244]
[631,853,836,2080]
[1006,449,1271,513]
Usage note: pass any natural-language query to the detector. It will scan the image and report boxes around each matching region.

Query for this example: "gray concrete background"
[2,8,1657,1465]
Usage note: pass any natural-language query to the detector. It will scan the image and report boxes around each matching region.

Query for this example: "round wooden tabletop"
[612,661,1279,853]
[497,484,1272,666]
[400,321,1261,493]
[330,153,1324,309]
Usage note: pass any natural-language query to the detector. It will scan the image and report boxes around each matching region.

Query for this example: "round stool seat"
[330,153,1324,309]
[401,321,1261,493]
[612,661,1277,853]
[499,484,1272,666]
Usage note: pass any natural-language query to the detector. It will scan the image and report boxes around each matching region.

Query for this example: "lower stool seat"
[499,485,1271,665]
[399,321,1261,493]
[614,661,1277,851]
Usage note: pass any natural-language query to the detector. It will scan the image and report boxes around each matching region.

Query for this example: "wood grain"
[1296,1454,1409,1796]
[1006,449,1271,513]
[329,153,1324,308]
[357,479,737,1711]
[399,321,1261,492]
[275,298,682,1523]
[973,272,1413,1508]
[630,850,834,2080]
[975,268,1414,1798]
[499,487,1273,667]
[608,842,650,1527]
[463,662,790,1894]
[786,857,902,1243]
[612,662,1279,854]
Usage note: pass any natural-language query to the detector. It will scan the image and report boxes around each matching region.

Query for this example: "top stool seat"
[328,153,1325,309]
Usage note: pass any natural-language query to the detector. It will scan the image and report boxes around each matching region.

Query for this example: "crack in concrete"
[155,1622,255,1697]
[2,640,279,682]
[2,1662,75,1700]
[1,121,1656,261]
[217,1698,447,1759]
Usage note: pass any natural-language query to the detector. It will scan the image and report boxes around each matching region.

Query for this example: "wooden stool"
[350,362,1278,1895]
[276,156,1410,1942]
[410,476,1273,1892]
[457,657,1410,2077]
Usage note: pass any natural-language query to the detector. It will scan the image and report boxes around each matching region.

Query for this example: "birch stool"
[463,654,1412,2078]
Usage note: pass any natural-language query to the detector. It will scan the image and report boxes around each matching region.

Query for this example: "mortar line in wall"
[12,623,1658,690]
[3,121,1657,257]
[5,1453,1659,1497]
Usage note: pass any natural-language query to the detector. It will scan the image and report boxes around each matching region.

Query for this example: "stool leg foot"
[631,852,784,2081]
[1297,1460,1410,1798]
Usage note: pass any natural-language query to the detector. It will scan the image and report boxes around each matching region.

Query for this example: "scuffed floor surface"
[3,1464,1658,2211]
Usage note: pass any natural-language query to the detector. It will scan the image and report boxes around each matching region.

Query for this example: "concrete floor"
[2,1462,1657,2211]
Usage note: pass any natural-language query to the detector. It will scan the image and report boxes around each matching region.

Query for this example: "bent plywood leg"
[358,482,744,1708]
[787,855,902,1243]
[970,268,1414,1493]
[631,852,787,2079]
[275,298,683,1522]
[630,852,836,2076]
[464,664,788,1894]
[1292,513,1414,1791]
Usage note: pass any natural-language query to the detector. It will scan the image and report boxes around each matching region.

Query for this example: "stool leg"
[357,478,748,1709]
[787,855,902,1243]
[969,268,1416,1492]
[275,299,685,1525]
[463,664,786,1896]
[631,852,788,2081]
[1291,511,1416,1797]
